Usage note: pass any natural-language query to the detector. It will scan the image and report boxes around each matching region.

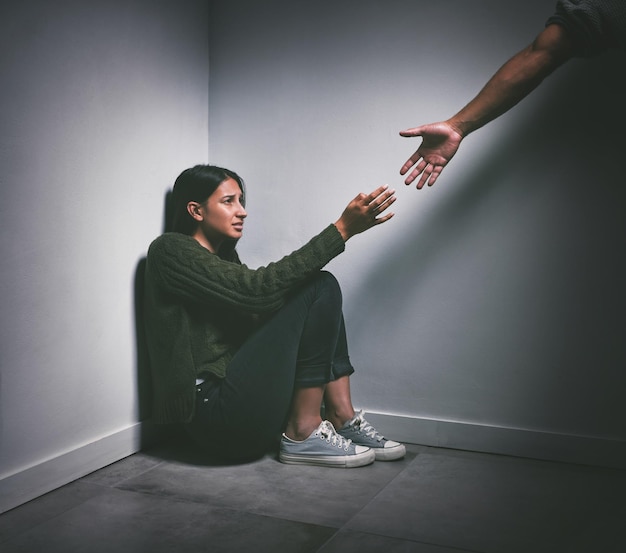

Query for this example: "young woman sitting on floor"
[143,164,406,467]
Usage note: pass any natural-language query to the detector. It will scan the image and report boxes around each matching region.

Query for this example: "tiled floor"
[1,434,625,553]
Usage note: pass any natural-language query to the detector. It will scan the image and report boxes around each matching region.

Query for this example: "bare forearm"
[447,24,574,138]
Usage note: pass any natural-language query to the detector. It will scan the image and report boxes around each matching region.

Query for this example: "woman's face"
[191,177,247,252]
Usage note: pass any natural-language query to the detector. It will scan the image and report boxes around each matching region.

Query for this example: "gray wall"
[0,0,209,512]
[209,0,626,462]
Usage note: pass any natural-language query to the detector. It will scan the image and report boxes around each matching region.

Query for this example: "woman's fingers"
[366,186,396,218]
[363,185,390,204]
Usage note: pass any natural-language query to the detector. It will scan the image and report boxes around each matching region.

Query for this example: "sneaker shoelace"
[351,411,385,443]
[316,421,352,451]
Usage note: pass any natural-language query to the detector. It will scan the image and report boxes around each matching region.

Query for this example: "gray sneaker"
[279,420,375,468]
[338,410,406,461]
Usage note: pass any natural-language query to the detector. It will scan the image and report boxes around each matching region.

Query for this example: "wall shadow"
[346,53,626,446]
[351,54,626,336]
[134,189,174,449]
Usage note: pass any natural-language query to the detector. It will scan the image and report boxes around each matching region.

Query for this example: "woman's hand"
[334,185,396,241]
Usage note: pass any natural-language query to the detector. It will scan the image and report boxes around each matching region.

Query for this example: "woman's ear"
[186,201,204,222]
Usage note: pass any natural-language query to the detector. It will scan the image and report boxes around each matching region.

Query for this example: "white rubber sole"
[279,448,376,468]
[372,443,406,461]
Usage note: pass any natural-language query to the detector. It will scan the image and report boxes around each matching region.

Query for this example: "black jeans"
[185,271,354,461]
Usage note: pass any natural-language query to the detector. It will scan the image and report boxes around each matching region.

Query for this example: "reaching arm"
[147,185,396,312]
[400,23,576,188]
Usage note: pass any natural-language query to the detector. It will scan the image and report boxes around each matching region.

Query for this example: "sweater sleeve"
[546,0,626,56]
[146,224,346,313]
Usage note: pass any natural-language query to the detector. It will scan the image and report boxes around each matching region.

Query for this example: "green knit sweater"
[143,224,346,424]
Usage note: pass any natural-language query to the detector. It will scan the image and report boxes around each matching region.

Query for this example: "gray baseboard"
[364,411,626,470]
[2,414,624,515]
[0,421,159,515]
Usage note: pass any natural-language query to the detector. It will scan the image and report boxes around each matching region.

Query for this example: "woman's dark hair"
[171,164,245,236]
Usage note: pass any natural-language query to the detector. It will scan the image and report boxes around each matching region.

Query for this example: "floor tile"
[5,438,624,553]
[0,487,336,553]
[346,447,626,553]
[0,481,105,544]
[80,451,164,488]
[112,441,420,527]
[318,528,476,552]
